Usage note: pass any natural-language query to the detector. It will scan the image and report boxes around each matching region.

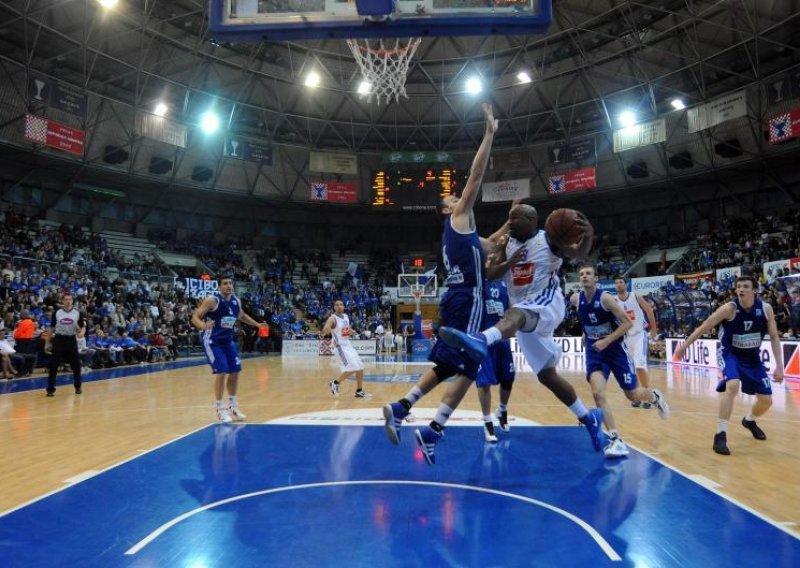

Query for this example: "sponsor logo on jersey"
[511,262,534,286]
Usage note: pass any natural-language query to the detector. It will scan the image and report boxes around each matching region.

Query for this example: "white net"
[346,37,422,104]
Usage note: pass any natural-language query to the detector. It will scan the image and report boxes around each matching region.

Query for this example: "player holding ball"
[440,205,609,453]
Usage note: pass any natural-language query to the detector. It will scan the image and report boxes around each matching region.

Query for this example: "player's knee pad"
[432,364,457,383]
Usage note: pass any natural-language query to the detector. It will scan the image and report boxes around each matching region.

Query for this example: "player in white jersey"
[613,275,658,407]
[440,204,609,453]
[322,300,368,398]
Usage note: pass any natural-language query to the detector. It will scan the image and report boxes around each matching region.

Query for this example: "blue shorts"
[203,337,242,375]
[717,350,771,395]
[586,340,637,390]
[476,340,516,388]
[429,288,482,381]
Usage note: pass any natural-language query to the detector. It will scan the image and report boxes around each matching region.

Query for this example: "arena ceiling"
[0,0,799,210]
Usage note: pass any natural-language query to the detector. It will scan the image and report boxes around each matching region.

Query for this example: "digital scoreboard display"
[371,167,468,210]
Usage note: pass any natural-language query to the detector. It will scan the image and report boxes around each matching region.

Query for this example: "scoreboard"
[371,167,468,210]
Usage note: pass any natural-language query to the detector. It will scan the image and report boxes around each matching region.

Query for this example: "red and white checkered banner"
[768,108,800,144]
[24,114,84,156]
[548,167,597,194]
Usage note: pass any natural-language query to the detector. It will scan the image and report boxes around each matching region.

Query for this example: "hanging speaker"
[668,151,693,170]
[149,157,172,174]
[192,166,214,182]
[626,161,649,178]
[714,138,742,158]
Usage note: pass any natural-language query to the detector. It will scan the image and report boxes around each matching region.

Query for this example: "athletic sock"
[228,395,237,406]
[483,414,493,423]
[717,419,728,433]
[433,403,454,428]
[609,429,620,440]
[744,412,754,422]
[498,403,508,413]
[402,386,424,407]
[568,399,589,420]
[216,400,224,409]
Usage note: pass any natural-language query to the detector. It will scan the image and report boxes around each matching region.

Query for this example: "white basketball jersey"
[331,313,353,346]
[616,292,646,335]
[505,230,563,305]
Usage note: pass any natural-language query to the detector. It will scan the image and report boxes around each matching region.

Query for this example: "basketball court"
[1,353,798,566]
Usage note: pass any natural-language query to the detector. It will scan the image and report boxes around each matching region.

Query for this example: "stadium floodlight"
[97,0,118,8]
[153,102,168,117]
[200,111,220,134]
[357,80,371,96]
[619,110,637,128]
[304,71,321,88]
[517,71,532,84]
[465,76,482,95]
[671,98,686,110]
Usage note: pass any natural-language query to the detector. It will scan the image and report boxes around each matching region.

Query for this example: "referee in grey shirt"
[45,292,86,397]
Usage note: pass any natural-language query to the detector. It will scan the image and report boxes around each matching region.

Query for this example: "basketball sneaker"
[631,400,642,408]
[329,379,339,396]
[229,406,246,421]
[651,389,670,419]
[415,427,443,465]
[354,389,370,398]
[713,431,730,455]
[497,408,510,432]
[383,402,408,445]
[217,407,233,423]
[603,436,629,459]
[484,421,498,443]
[580,408,607,452]
[741,417,767,440]
[438,327,488,363]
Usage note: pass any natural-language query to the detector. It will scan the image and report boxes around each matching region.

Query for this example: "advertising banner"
[135,112,188,148]
[548,138,596,164]
[768,108,800,144]
[224,135,273,164]
[382,151,452,164]
[763,259,790,277]
[687,90,747,133]
[24,114,85,156]
[715,266,742,282]
[631,275,675,294]
[482,178,530,202]
[667,338,800,378]
[309,151,358,174]
[548,167,597,194]
[183,278,219,299]
[282,339,377,356]
[676,271,714,285]
[310,181,358,204]
[613,118,666,152]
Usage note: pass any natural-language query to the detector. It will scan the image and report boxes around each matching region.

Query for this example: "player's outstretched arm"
[238,309,267,329]
[764,303,784,382]
[452,103,498,225]
[673,303,735,360]
[637,294,659,338]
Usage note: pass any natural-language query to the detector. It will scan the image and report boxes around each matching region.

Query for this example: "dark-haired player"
[674,275,784,455]
[438,205,608,453]
[192,276,269,423]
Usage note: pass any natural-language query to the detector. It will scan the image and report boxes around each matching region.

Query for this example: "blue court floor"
[0,424,797,567]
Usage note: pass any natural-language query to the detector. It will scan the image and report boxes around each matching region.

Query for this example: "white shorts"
[0,340,15,355]
[336,343,365,373]
[512,290,565,373]
[625,331,648,370]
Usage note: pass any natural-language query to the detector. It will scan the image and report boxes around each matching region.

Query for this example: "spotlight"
[97,0,118,8]
[357,80,371,95]
[153,102,168,117]
[200,111,220,134]
[465,76,482,95]
[517,71,532,84]
[671,98,686,110]
[304,71,321,88]
[619,110,637,128]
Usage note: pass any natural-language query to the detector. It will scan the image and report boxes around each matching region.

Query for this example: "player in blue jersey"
[192,276,270,423]
[382,103,502,464]
[476,274,515,443]
[674,275,784,455]
[571,265,670,459]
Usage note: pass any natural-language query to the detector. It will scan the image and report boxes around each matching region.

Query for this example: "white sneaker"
[329,380,339,395]
[217,407,233,423]
[603,436,630,459]
[229,406,246,421]
[484,423,498,443]
[652,389,670,420]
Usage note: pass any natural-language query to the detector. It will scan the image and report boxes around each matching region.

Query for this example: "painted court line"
[628,441,800,541]
[124,479,622,561]
[63,470,101,484]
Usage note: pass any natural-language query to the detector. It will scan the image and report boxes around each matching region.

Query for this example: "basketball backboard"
[397,273,437,299]
[209,1,552,41]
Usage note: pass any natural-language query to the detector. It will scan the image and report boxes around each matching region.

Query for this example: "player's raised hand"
[482,103,499,134]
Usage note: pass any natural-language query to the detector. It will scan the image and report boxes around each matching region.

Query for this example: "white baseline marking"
[124,479,621,561]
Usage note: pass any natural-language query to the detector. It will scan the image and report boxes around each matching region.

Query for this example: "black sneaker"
[46,391,55,398]
[741,417,766,440]
[75,388,82,395]
[497,409,510,432]
[713,432,731,455]
[631,400,642,408]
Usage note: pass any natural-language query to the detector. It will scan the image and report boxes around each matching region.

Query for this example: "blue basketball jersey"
[719,299,767,362]
[578,290,621,348]
[483,279,509,328]
[442,216,484,290]
[205,292,241,342]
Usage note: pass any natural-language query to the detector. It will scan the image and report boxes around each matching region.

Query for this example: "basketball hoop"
[346,37,421,104]
[411,284,424,311]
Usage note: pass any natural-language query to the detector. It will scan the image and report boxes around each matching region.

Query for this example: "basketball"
[545,208,587,247]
